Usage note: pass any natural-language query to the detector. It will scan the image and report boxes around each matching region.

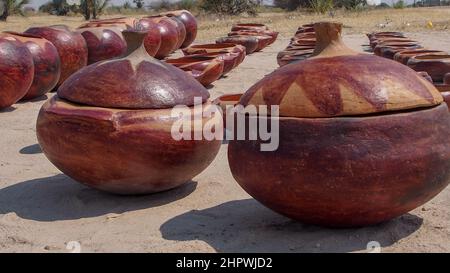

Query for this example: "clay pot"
[394,49,448,65]
[135,18,163,57]
[183,43,246,64]
[228,22,450,227]
[296,25,315,34]
[144,16,179,59]
[231,23,268,32]
[277,49,314,67]
[374,42,422,59]
[161,10,197,48]
[0,36,34,109]
[216,36,259,54]
[228,30,278,45]
[370,38,417,49]
[78,17,137,29]
[76,27,126,64]
[407,54,450,83]
[290,38,316,47]
[367,31,405,41]
[167,16,186,50]
[25,25,88,88]
[166,56,224,86]
[2,32,61,100]
[36,30,222,195]
[213,93,243,130]
[186,52,240,75]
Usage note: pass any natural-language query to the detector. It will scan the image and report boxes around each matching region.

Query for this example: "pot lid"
[58,30,209,109]
[240,22,442,118]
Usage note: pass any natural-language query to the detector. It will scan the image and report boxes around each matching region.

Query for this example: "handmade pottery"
[78,17,137,29]
[213,93,243,130]
[0,36,34,109]
[185,52,240,75]
[134,18,163,57]
[25,25,88,88]
[228,22,450,227]
[183,43,247,65]
[2,31,60,100]
[374,42,422,59]
[36,30,222,195]
[228,30,278,45]
[77,27,126,64]
[277,49,314,67]
[231,23,268,32]
[370,38,417,49]
[166,16,186,50]
[216,36,259,54]
[394,49,447,65]
[161,10,197,48]
[408,54,450,82]
[144,16,179,59]
[166,56,224,86]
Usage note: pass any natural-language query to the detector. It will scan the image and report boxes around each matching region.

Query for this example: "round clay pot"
[394,49,448,65]
[135,18,162,57]
[78,17,137,29]
[0,36,34,109]
[166,16,186,50]
[145,16,179,59]
[2,32,61,100]
[228,22,450,227]
[231,23,268,32]
[37,30,222,195]
[77,27,127,64]
[25,25,88,88]
[228,30,278,45]
[166,56,224,86]
[161,10,197,48]
[186,52,240,75]
[216,36,259,54]
[407,54,450,83]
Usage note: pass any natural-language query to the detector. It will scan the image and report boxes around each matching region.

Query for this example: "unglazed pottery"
[0,36,34,109]
[2,32,60,100]
[145,16,179,59]
[161,10,198,48]
[216,36,259,54]
[228,30,278,44]
[183,43,246,65]
[394,49,448,65]
[277,48,314,67]
[231,23,268,32]
[228,22,450,227]
[186,52,240,75]
[135,18,163,57]
[213,93,243,130]
[37,30,222,195]
[408,54,450,82]
[166,56,224,86]
[78,17,137,29]
[25,25,88,88]
[167,16,186,50]
[77,27,127,64]
[374,42,422,59]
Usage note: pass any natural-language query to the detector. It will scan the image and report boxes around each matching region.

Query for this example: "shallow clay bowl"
[216,36,259,54]
[167,56,225,86]
[394,49,448,65]
[231,23,268,32]
[408,54,450,82]
[370,38,417,49]
[186,52,240,75]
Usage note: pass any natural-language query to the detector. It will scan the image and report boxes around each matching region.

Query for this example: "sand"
[1,32,450,253]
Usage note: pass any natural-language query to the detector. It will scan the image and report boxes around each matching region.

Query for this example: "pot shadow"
[206,84,216,89]
[160,199,423,253]
[17,94,49,104]
[0,174,197,222]
[0,106,17,113]
[19,144,42,154]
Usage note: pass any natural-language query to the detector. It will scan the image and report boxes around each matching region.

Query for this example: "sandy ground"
[1,31,450,253]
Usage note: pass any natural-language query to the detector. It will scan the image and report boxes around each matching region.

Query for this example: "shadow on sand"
[160,199,423,253]
[0,174,197,221]
[19,144,42,155]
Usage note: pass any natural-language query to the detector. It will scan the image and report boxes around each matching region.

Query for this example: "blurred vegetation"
[0,0,30,21]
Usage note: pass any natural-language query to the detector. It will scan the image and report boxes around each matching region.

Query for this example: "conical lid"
[58,30,209,109]
[240,22,442,118]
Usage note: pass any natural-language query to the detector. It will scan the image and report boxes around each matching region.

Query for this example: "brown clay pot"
[228,22,450,227]
[161,10,197,48]
[370,38,417,49]
[216,36,259,54]
[0,36,34,109]
[144,16,179,59]
[76,27,127,64]
[231,23,268,32]
[407,54,450,83]
[296,25,315,34]
[135,18,163,57]
[166,56,224,86]
[374,42,422,59]
[277,49,314,67]
[290,38,316,47]
[367,31,405,41]
[36,30,222,195]
[394,49,448,65]
[78,17,137,29]
[166,16,186,50]
[186,52,240,75]
[2,32,61,100]
[228,30,278,45]
[213,93,243,130]
[25,25,88,88]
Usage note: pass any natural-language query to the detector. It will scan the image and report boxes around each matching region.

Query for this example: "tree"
[201,0,258,15]
[0,0,30,21]
[133,0,144,9]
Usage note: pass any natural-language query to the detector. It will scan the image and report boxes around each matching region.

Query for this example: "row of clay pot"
[216,23,278,54]
[277,24,315,67]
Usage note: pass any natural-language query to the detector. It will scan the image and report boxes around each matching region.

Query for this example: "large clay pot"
[36,30,222,195]
[25,25,88,88]
[216,36,259,54]
[394,49,448,65]
[407,54,450,83]
[166,56,224,86]
[145,16,179,59]
[2,31,60,100]
[77,27,127,64]
[161,10,198,48]
[228,22,450,227]
[171,16,187,50]
[0,36,34,109]
[183,43,246,65]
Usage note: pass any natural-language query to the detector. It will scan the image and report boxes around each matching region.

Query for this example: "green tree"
[133,0,144,9]
[201,0,258,15]
[0,0,30,21]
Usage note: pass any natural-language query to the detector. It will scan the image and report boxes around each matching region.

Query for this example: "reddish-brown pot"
[374,42,422,59]
[186,52,239,75]
[216,36,259,54]
[370,38,416,49]
[36,30,222,195]
[394,49,447,65]
[0,36,34,108]
[135,18,162,57]
[231,23,268,32]
[78,17,136,29]
[77,27,127,64]
[144,16,179,59]
[161,10,198,48]
[25,25,88,88]
[183,43,247,66]
[213,93,243,130]
[166,56,224,86]
[408,54,450,83]
[277,49,314,67]
[2,32,61,100]
[167,16,186,50]
[228,22,450,227]
[229,30,278,45]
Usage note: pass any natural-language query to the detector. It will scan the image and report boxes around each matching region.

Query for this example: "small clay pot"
[144,16,179,59]
[408,54,450,82]
[367,31,405,40]
[186,52,240,75]
[213,93,243,130]
[166,56,224,86]
[77,27,127,64]
[231,23,268,32]
[2,31,61,100]
[216,36,259,54]
[161,10,197,48]
[25,25,88,88]
[394,49,448,65]
[0,36,34,109]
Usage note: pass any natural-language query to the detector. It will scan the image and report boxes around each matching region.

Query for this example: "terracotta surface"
[408,54,450,82]
[77,27,127,64]
[167,16,186,50]
[2,32,60,100]
[0,36,34,108]
[183,43,246,65]
[161,10,198,48]
[25,25,88,88]
[173,52,238,75]
[374,42,422,58]
[394,49,447,65]
[78,17,137,29]
[166,56,225,86]
[145,16,179,59]
[231,23,268,32]
[213,93,243,130]
[228,30,278,45]
[216,36,259,54]
[134,18,162,57]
